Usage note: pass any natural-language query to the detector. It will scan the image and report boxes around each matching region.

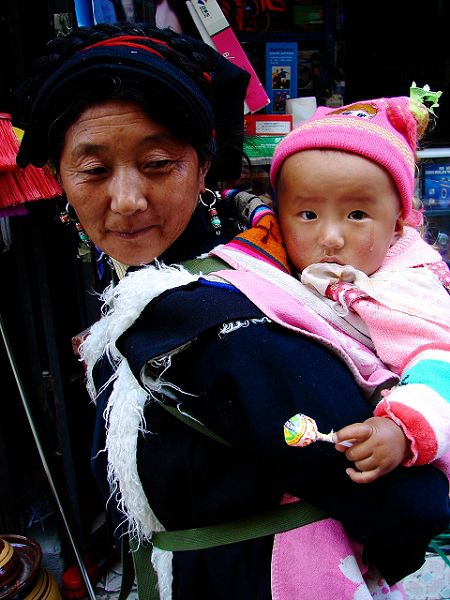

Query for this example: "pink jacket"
[316,227,450,467]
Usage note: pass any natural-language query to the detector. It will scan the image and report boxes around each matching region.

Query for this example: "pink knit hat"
[270,96,430,225]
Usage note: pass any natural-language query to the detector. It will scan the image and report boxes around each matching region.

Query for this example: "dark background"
[344,1,450,146]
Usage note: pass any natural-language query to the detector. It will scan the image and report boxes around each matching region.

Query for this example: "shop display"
[265,41,298,113]
[419,149,450,266]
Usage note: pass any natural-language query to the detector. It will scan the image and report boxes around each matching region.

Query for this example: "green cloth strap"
[181,255,228,275]
[152,500,328,551]
[157,402,233,447]
[131,537,159,600]
[119,501,328,599]
[118,534,135,600]
[119,536,159,600]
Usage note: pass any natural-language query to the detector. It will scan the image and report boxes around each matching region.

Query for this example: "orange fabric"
[230,214,292,274]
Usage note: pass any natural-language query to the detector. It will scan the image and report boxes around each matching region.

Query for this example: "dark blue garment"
[113,281,450,596]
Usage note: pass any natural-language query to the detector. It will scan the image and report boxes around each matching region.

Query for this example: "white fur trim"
[79,262,199,400]
[105,359,163,538]
[152,548,174,600]
[78,263,199,543]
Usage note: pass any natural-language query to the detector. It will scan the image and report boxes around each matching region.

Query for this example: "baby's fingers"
[346,466,382,484]
[334,422,372,448]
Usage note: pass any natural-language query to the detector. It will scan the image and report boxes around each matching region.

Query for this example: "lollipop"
[284,413,352,448]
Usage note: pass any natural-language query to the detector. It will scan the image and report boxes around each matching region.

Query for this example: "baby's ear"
[392,215,404,245]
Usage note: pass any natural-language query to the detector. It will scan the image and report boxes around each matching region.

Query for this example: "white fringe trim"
[77,263,199,544]
[152,548,174,600]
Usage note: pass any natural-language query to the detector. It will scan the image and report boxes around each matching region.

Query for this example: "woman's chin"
[114,251,156,267]
[101,244,157,267]
[97,234,160,267]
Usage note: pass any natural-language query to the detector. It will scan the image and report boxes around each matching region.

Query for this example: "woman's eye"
[300,210,317,220]
[79,163,107,176]
[144,159,172,170]
[82,165,107,176]
[348,210,367,220]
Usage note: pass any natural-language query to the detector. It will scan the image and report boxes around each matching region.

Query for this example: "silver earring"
[199,189,222,235]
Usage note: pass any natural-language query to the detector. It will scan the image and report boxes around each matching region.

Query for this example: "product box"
[187,0,270,113]
[243,135,286,165]
[422,163,450,209]
[292,1,325,31]
[265,41,298,114]
[245,114,292,136]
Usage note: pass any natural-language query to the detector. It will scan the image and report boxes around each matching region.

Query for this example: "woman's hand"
[334,416,410,484]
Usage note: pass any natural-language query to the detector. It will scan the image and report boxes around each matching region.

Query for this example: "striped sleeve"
[374,345,450,466]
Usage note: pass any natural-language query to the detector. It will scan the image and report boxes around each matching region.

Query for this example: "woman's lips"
[111,224,155,239]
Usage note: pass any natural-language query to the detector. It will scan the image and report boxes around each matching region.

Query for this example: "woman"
[14,22,450,600]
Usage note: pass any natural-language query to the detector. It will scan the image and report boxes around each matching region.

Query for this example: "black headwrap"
[15,34,250,182]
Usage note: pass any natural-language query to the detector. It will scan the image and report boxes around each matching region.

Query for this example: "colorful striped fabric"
[375,346,450,466]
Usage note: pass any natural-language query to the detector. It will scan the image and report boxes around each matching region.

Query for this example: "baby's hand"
[334,417,409,484]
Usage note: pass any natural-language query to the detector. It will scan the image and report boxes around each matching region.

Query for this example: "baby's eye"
[348,210,367,220]
[300,210,317,220]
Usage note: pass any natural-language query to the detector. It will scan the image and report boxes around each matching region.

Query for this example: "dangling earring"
[59,202,91,247]
[58,204,71,225]
[199,189,222,235]
[75,221,90,246]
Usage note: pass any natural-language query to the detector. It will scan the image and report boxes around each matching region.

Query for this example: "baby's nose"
[319,224,345,249]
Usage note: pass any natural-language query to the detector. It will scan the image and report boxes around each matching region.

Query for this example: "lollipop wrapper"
[284,413,318,447]
[284,413,338,447]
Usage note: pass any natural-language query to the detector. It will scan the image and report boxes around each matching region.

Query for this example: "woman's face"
[59,99,209,265]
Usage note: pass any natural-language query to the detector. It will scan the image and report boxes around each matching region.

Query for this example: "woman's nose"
[109,169,148,215]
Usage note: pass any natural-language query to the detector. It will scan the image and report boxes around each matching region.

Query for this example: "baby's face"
[277,150,403,275]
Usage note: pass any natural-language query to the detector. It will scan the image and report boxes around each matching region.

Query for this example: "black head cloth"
[15,34,250,182]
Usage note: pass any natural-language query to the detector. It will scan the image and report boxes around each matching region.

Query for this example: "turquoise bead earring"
[199,189,222,235]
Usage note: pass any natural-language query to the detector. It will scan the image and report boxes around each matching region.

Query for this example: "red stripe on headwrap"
[85,36,214,87]
[84,35,169,60]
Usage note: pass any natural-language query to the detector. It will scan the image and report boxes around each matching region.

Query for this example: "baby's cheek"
[352,230,388,273]
[360,223,376,253]
[357,237,376,255]
[290,239,313,271]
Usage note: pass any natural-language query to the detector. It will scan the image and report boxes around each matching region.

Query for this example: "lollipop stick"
[317,431,353,447]
[316,431,336,443]
[337,440,354,448]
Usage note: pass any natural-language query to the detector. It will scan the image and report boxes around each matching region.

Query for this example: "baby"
[219,91,450,484]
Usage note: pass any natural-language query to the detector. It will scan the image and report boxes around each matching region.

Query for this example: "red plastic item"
[62,554,109,599]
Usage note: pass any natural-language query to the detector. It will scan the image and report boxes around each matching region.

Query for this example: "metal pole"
[0,312,97,600]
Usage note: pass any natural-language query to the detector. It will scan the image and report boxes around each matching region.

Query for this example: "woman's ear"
[199,161,211,192]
